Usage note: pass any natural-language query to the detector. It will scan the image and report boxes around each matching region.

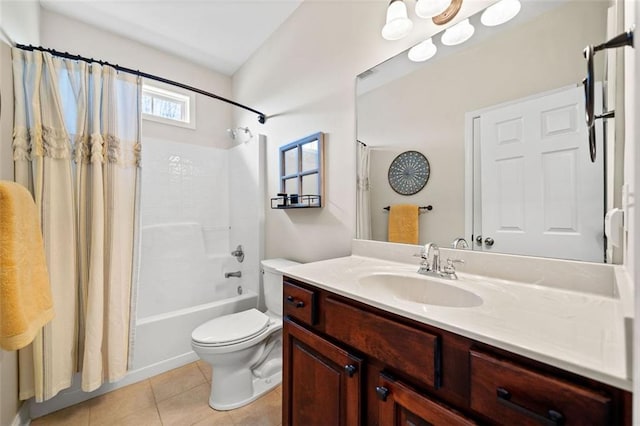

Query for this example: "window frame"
[141,82,196,129]
[279,132,324,207]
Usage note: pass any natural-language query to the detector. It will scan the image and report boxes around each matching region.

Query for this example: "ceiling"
[39,0,303,76]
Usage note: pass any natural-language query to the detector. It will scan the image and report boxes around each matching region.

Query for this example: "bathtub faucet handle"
[231,245,245,263]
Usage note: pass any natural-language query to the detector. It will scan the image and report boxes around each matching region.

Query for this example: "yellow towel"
[388,204,419,244]
[0,181,54,351]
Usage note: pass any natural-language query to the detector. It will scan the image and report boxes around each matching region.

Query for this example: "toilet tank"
[261,258,300,316]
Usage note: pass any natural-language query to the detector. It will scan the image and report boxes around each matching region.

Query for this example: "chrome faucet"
[225,271,242,278]
[418,242,440,275]
[418,242,464,280]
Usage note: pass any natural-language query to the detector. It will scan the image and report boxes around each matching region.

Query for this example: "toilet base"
[209,371,282,411]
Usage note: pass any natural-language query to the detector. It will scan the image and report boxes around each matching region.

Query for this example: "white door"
[477,85,604,262]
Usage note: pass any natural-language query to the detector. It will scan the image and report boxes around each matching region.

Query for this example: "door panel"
[478,85,604,261]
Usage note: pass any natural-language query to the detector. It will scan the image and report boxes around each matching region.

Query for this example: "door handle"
[484,237,494,247]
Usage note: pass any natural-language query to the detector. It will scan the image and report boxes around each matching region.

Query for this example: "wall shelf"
[271,195,321,209]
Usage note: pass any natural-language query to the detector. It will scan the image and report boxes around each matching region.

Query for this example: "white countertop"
[281,252,632,392]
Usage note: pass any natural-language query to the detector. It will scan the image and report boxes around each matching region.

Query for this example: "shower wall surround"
[138,138,233,317]
[140,137,230,237]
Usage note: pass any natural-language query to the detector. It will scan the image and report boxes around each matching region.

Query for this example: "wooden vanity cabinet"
[282,277,631,426]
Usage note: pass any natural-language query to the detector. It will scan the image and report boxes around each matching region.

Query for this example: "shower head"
[226,126,253,143]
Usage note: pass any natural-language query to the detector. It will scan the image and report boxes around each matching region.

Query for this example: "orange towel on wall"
[0,181,54,351]
[388,204,419,244]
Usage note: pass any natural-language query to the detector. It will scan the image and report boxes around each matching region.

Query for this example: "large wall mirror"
[356,0,625,264]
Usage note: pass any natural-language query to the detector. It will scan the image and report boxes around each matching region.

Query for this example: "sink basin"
[358,273,483,308]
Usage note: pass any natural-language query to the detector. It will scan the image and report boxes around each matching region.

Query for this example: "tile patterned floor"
[31,361,282,426]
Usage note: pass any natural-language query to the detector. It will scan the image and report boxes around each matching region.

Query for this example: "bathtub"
[132,286,258,371]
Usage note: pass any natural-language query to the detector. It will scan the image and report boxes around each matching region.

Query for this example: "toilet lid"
[191,308,270,346]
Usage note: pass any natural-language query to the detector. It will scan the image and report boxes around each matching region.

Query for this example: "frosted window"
[142,83,194,128]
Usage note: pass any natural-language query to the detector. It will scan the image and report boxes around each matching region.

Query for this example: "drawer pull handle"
[344,364,358,377]
[497,388,565,425]
[286,295,305,308]
[375,386,390,402]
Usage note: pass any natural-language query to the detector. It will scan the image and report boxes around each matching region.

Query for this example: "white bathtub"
[132,287,258,371]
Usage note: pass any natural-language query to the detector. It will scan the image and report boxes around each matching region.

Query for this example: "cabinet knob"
[484,237,495,247]
[375,386,390,402]
[286,295,305,308]
[344,364,357,377]
[475,235,483,244]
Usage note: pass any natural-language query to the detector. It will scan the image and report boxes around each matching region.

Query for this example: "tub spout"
[225,271,242,278]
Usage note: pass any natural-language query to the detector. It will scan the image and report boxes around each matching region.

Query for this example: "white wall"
[232,1,488,262]
[0,1,40,45]
[359,1,607,248]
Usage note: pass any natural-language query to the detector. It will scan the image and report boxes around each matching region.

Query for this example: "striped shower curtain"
[12,48,141,401]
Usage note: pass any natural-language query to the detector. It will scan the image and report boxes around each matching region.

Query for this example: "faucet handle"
[441,258,463,279]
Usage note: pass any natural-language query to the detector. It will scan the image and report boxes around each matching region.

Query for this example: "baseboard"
[29,351,198,420]
[12,401,30,426]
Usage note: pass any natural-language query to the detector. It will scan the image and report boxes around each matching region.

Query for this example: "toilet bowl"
[191,258,300,411]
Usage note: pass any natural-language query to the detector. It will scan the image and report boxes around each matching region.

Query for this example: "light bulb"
[415,0,450,19]
[441,18,475,46]
[481,0,521,27]
[382,0,413,41]
[408,38,437,62]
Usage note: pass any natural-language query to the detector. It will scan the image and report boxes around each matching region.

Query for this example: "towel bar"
[383,205,432,212]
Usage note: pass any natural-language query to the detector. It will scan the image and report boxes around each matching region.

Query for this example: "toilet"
[191,258,300,410]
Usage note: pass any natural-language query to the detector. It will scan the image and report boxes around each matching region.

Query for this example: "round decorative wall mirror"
[387,150,430,195]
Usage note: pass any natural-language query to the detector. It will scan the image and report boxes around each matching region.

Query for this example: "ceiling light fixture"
[408,38,437,62]
[480,0,521,27]
[382,0,414,41]
[415,0,450,18]
[441,18,475,46]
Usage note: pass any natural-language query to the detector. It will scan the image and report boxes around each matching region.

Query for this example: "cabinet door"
[283,319,363,426]
[377,374,476,426]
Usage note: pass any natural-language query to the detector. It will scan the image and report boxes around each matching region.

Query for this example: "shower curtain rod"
[14,43,267,124]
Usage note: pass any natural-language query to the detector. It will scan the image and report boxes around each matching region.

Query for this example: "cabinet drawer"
[470,350,611,425]
[325,296,441,388]
[283,281,317,325]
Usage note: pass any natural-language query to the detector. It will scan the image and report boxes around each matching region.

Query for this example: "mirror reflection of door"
[469,85,604,262]
[355,0,621,263]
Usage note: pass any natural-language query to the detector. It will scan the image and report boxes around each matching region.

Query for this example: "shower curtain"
[12,48,141,401]
[356,142,372,239]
